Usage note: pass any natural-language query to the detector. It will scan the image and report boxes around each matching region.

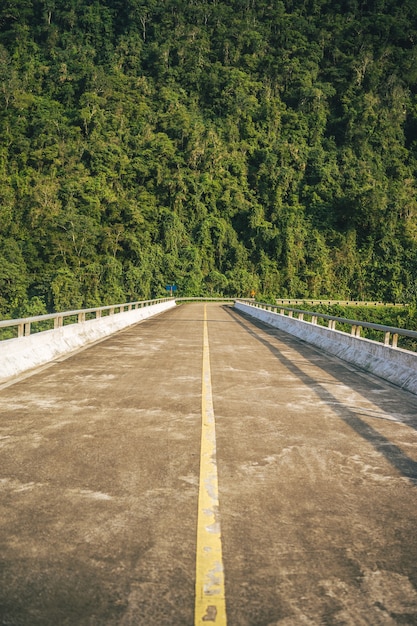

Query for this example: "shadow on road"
[224,306,417,484]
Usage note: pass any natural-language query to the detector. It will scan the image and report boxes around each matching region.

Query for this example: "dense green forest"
[1,0,417,316]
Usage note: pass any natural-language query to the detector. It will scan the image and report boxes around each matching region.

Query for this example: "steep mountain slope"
[1,0,417,314]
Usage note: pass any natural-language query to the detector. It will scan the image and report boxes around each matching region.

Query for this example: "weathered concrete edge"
[235,301,417,396]
[0,300,176,384]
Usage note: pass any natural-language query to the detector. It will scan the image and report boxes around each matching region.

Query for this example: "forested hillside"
[1,0,417,315]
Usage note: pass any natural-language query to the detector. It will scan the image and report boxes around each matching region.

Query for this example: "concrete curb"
[235,301,417,396]
[0,300,176,384]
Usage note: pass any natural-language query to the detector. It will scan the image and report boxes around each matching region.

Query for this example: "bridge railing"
[0,298,174,341]
[237,300,417,351]
[275,299,402,307]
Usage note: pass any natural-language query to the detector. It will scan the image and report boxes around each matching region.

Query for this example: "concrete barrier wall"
[235,301,417,396]
[0,300,176,385]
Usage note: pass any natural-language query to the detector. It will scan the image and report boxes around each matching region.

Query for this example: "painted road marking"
[195,306,227,625]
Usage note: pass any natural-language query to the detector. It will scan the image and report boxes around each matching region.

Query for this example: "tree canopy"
[1,0,417,315]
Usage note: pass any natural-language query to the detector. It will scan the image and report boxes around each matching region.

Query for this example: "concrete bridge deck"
[1,302,417,625]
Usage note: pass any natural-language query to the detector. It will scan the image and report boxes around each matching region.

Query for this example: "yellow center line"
[195,305,227,625]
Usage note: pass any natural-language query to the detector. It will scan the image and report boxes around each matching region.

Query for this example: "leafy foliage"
[1,0,417,313]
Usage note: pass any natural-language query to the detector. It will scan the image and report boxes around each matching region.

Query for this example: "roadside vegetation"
[1,1,417,317]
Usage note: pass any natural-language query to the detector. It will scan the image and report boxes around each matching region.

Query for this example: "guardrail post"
[392,333,398,348]
[78,312,85,323]
[18,323,24,338]
[54,316,64,328]
[312,315,317,325]
[384,331,390,346]
[280,308,284,315]
[298,313,304,320]
[288,311,293,318]
[96,310,101,319]
[24,322,31,336]
[356,326,362,337]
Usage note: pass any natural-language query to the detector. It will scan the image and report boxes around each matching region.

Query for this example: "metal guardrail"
[237,300,417,349]
[275,299,403,307]
[2,296,415,351]
[0,298,174,340]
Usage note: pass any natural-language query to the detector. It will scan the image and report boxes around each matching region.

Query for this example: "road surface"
[0,303,417,625]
